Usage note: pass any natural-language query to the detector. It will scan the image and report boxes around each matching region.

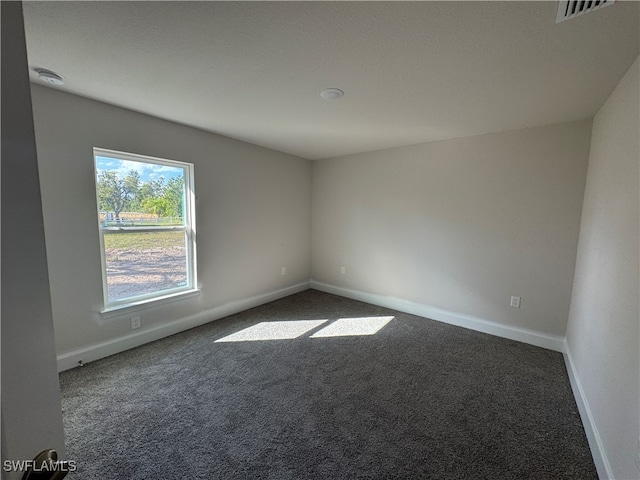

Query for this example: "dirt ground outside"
[106,246,187,301]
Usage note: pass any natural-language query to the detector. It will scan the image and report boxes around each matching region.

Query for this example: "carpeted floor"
[59,290,597,479]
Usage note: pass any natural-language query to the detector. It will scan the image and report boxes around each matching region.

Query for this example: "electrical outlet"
[340,266,346,275]
[131,316,141,329]
[510,296,521,308]
[281,267,287,276]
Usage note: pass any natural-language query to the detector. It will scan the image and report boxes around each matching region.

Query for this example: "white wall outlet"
[131,316,141,329]
[510,296,521,308]
[340,266,346,275]
[281,267,287,275]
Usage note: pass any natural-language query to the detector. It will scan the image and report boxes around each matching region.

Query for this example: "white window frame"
[93,147,198,312]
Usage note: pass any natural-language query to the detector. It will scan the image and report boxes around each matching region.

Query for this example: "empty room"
[2,1,638,479]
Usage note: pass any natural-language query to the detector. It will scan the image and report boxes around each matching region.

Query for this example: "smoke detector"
[320,88,344,100]
[556,0,615,23]
[35,68,64,86]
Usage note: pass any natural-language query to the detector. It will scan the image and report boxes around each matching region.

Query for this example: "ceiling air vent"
[556,0,615,23]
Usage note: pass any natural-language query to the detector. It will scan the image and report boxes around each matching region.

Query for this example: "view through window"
[94,148,197,310]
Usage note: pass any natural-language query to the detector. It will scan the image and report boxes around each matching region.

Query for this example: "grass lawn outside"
[103,231,185,251]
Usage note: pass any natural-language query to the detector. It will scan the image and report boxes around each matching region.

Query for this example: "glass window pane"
[95,156,186,227]
[104,231,188,302]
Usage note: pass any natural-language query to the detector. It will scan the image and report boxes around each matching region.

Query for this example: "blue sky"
[95,156,183,183]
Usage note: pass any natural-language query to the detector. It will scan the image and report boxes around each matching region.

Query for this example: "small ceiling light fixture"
[320,88,344,100]
[35,68,64,86]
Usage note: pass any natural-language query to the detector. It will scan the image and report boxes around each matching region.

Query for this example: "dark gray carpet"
[59,290,597,479]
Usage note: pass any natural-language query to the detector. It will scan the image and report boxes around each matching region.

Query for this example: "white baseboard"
[563,341,613,480]
[56,281,310,372]
[309,280,564,352]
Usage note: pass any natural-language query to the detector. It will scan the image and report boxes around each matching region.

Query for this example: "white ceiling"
[23,1,639,160]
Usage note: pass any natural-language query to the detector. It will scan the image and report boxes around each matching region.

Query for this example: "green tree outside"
[97,170,184,224]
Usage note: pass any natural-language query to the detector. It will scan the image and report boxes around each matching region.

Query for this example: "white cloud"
[95,156,182,183]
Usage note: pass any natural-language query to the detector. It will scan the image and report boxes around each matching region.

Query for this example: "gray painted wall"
[1,2,66,476]
[311,122,592,337]
[30,85,311,358]
[565,57,639,480]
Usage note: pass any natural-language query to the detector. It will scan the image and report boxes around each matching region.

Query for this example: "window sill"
[99,288,201,319]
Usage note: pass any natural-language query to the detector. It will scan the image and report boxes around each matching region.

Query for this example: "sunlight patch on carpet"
[215,320,328,342]
[311,316,395,338]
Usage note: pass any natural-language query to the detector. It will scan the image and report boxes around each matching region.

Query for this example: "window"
[94,148,197,311]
